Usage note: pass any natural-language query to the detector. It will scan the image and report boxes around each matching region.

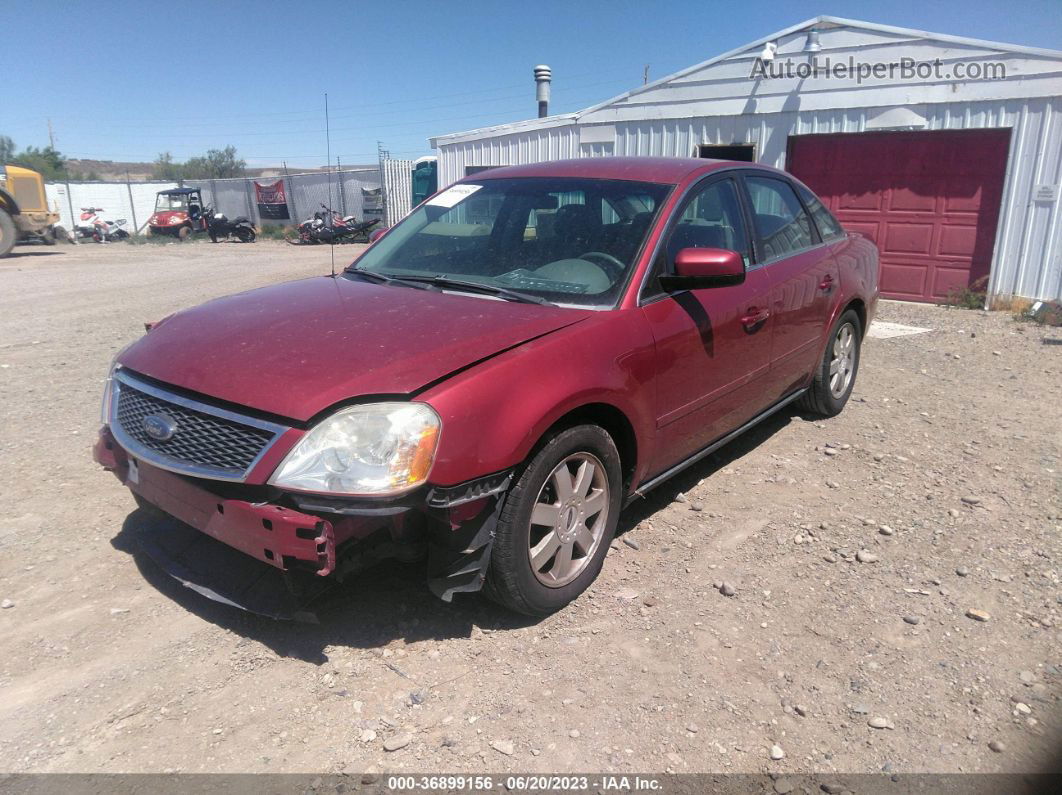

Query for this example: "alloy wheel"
[527,452,609,588]
[829,322,856,398]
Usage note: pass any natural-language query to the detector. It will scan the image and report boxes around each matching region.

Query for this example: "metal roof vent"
[804,29,822,53]
[534,65,552,118]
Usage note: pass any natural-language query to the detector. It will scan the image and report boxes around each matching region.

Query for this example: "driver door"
[639,176,774,475]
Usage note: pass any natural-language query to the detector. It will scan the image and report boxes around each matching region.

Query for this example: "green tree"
[0,136,15,164]
[183,146,246,179]
[12,145,68,180]
[152,152,184,181]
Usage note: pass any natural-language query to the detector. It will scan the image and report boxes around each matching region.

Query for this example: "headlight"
[269,403,441,496]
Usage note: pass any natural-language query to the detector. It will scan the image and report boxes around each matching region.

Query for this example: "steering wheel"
[578,250,625,279]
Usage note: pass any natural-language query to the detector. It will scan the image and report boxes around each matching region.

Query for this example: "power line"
[9,71,635,129]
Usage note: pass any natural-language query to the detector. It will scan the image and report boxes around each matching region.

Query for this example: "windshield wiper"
[396,274,554,306]
[344,267,434,290]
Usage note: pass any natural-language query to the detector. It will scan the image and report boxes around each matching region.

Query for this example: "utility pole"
[377,141,390,226]
[47,118,56,149]
[643,64,650,85]
[337,155,347,217]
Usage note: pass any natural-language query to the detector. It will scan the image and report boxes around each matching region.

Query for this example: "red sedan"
[94,157,879,617]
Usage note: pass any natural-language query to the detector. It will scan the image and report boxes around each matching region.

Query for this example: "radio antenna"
[325,92,335,278]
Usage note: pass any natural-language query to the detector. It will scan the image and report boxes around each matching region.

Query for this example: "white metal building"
[430,17,1062,302]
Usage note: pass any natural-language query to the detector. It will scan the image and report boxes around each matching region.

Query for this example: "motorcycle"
[288,204,379,245]
[75,207,130,242]
[205,206,256,243]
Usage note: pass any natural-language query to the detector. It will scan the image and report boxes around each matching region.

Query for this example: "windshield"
[155,194,189,211]
[347,177,671,307]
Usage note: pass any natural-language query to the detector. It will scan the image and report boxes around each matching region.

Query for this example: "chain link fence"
[46,168,383,234]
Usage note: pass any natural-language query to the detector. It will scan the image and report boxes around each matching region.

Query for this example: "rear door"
[743,173,838,397]
[640,175,774,475]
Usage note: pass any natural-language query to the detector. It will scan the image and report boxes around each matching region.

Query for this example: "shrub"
[941,276,988,310]
[257,225,295,240]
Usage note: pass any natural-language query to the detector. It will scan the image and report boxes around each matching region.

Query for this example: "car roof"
[157,187,201,195]
[465,157,785,185]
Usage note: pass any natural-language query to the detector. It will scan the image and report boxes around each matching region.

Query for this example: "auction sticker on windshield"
[426,184,483,208]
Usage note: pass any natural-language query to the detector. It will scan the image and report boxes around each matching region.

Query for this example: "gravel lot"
[0,240,1059,776]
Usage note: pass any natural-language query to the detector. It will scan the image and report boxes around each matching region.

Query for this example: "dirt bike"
[74,208,130,242]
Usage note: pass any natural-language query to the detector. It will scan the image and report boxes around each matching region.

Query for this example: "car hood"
[118,275,591,422]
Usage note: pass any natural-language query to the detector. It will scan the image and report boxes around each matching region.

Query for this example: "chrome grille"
[110,370,287,481]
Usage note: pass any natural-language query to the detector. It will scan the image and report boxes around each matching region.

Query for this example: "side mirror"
[659,247,746,291]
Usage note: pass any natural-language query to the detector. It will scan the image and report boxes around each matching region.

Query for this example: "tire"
[0,210,14,257]
[42,227,57,245]
[236,227,255,243]
[484,424,622,616]
[177,225,192,241]
[798,309,862,417]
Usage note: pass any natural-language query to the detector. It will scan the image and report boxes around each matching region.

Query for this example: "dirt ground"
[0,240,1059,777]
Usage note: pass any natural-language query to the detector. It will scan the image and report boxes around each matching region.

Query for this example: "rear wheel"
[799,309,862,417]
[236,227,255,243]
[484,425,622,616]
[0,210,14,257]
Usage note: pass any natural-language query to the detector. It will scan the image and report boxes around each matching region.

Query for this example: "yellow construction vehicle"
[0,164,61,257]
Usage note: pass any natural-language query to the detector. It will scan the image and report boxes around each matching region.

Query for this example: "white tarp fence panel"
[46,181,177,233]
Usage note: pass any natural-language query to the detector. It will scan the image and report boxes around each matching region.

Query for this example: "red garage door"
[787,129,1010,302]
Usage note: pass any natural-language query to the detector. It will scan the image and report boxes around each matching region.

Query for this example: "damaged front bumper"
[93,426,511,617]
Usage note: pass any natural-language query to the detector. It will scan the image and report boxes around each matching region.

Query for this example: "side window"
[665,179,750,267]
[745,176,815,259]
[796,183,845,240]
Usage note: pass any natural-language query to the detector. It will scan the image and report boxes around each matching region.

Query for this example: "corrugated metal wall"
[436,100,1062,301]
[381,159,414,226]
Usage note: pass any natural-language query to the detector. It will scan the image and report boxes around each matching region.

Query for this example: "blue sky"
[2,0,1059,169]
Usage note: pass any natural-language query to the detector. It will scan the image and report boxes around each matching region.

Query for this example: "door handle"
[819,275,835,292]
[741,307,771,330]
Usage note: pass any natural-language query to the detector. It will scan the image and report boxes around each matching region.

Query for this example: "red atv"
[146,188,209,239]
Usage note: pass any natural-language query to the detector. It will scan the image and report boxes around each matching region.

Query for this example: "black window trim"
[792,178,847,243]
[636,167,752,306]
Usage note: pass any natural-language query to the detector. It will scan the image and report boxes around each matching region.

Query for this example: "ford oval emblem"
[143,413,177,442]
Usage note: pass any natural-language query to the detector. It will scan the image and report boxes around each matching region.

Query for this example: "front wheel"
[799,309,862,417]
[177,225,192,241]
[484,425,622,616]
[0,209,16,256]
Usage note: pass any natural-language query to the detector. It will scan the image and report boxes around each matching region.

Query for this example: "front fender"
[420,309,658,494]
